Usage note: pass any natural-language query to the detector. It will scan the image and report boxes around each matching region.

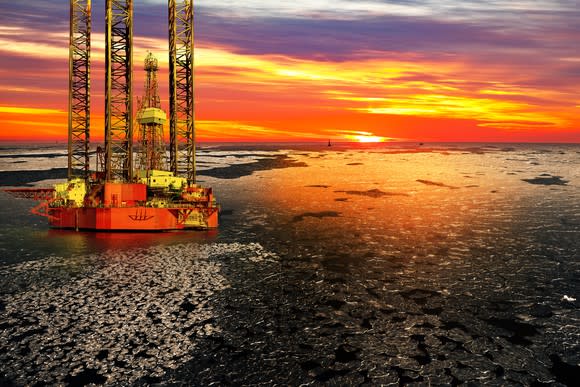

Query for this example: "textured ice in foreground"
[0,242,278,385]
[1,143,578,385]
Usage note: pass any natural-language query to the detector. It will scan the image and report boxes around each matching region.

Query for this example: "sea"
[0,142,578,385]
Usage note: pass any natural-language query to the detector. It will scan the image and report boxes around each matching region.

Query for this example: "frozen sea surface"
[0,142,579,385]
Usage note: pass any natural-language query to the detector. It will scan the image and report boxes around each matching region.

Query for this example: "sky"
[0,0,579,143]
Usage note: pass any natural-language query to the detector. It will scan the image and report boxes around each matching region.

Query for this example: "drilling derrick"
[105,0,133,182]
[169,0,195,184]
[68,0,91,179]
[136,53,166,172]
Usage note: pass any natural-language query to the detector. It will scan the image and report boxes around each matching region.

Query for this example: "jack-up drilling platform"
[7,0,218,231]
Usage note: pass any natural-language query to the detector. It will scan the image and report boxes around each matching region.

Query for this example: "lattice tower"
[104,0,133,182]
[169,0,195,184]
[136,52,166,172]
[68,0,91,179]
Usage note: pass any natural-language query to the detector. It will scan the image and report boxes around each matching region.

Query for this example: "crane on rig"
[5,0,218,231]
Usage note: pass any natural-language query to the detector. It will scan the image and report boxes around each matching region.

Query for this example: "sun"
[352,135,386,143]
[340,131,388,143]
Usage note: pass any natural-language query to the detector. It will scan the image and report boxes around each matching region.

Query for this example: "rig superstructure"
[7,0,218,231]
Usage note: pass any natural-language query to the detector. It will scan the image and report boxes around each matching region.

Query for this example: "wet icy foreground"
[1,143,580,385]
[0,242,277,385]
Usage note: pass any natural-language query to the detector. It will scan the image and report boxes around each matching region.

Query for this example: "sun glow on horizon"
[344,134,387,143]
[355,135,386,143]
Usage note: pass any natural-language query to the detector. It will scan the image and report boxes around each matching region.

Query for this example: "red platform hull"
[48,206,218,231]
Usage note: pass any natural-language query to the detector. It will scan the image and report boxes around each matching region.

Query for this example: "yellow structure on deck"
[54,178,87,207]
[136,169,187,190]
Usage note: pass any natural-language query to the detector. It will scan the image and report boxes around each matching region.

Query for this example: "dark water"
[1,143,579,385]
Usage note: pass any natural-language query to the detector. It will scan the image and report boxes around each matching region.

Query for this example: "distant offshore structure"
[5,1,218,231]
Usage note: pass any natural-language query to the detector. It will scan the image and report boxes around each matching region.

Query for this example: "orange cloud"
[1,34,579,142]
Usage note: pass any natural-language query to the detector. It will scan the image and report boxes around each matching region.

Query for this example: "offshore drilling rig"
[8,0,218,231]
